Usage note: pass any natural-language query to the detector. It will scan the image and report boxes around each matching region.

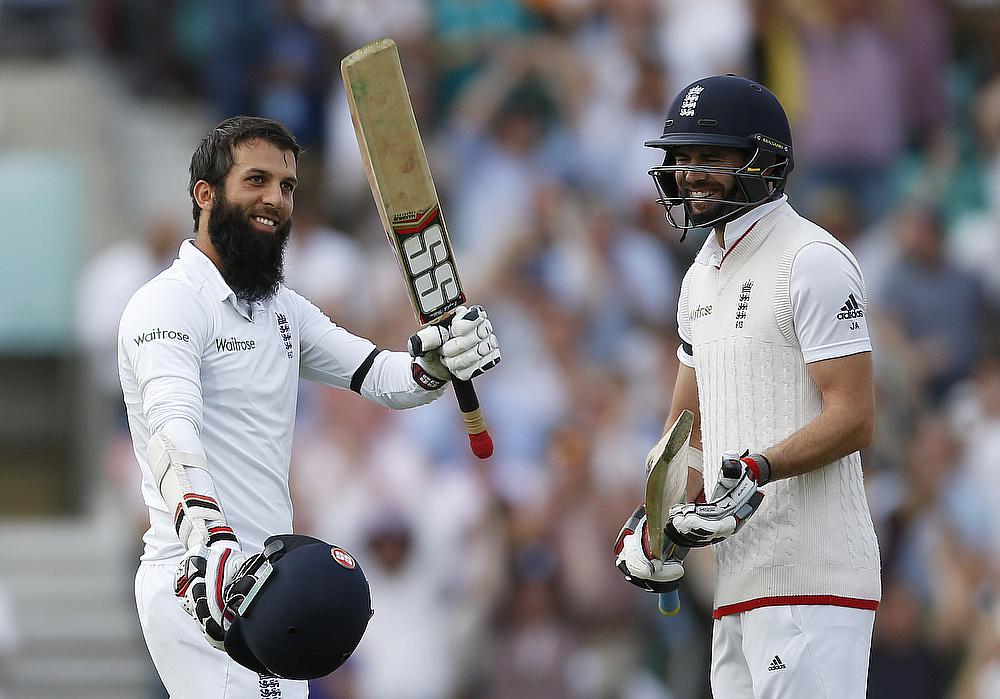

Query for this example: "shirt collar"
[694,194,788,267]
[177,240,255,319]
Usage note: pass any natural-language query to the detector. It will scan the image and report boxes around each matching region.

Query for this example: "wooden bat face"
[644,409,695,561]
[341,38,466,325]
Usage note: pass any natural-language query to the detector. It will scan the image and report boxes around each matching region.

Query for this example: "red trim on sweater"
[713,595,880,619]
[717,221,760,268]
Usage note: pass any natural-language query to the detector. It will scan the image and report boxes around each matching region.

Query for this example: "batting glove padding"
[408,323,451,389]
[665,450,766,548]
[614,505,685,593]
[175,531,245,650]
[440,305,501,381]
[173,493,227,551]
[407,306,501,384]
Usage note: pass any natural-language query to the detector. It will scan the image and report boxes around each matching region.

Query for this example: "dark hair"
[188,116,302,229]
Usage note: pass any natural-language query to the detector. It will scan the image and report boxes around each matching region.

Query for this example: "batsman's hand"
[442,305,501,380]
[613,505,685,593]
[408,305,501,384]
[174,534,246,650]
[665,450,767,548]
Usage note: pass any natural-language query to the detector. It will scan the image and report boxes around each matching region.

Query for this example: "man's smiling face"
[671,144,749,226]
[206,139,299,303]
[221,138,298,233]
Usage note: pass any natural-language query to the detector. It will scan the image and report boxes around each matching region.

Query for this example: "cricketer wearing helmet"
[614,76,880,698]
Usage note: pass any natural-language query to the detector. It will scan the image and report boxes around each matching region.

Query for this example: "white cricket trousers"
[135,562,308,699]
[711,605,875,698]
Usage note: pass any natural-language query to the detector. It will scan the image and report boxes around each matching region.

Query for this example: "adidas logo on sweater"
[836,293,864,320]
[767,655,786,672]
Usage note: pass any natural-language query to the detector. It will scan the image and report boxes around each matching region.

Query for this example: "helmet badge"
[331,547,357,569]
[679,85,705,117]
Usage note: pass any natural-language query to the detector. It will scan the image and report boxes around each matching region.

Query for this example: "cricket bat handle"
[452,378,493,459]
[656,541,688,616]
[659,590,680,616]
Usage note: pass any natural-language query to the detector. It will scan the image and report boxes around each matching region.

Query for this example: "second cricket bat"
[342,37,493,459]
[644,409,694,615]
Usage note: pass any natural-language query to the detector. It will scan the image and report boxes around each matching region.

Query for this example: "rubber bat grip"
[453,378,493,459]
[658,590,680,616]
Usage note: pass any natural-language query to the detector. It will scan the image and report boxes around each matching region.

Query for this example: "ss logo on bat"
[401,223,460,315]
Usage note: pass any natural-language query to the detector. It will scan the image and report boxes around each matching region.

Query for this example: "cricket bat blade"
[644,409,694,615]
[341,37,494,459]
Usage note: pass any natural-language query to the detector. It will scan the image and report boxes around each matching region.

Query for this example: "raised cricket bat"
[644,409,694,615]
[341,38,493,459]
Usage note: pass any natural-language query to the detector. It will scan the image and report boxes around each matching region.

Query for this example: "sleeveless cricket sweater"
[678,202,881,618]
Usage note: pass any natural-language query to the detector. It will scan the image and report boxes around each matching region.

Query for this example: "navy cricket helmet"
[645,74,793,230]
[223,534,374,680]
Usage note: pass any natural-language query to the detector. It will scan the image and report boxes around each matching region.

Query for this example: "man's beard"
[683,180,746,227]
[207,194,292,303]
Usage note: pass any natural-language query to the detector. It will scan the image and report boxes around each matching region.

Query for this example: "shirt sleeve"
[676,267,695,367]
[293,291,445,409]
[118,280,209,433]
[789,242,873,363]
[294,291,380,390]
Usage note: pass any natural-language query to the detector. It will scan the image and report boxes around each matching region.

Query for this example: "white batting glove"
[440,305,501,381]
[174,527,245,650]
[613,506,684,593]
[665,450,766,548]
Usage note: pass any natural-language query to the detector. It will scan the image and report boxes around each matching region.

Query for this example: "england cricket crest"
[389,205,465,324]
[736,279,754,329]
[275,312,293,359]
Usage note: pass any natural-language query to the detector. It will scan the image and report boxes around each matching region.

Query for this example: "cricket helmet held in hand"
[646,74,794,230]
[223,534,374,680]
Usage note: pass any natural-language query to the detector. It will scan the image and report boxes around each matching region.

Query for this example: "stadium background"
[0,1,999,697]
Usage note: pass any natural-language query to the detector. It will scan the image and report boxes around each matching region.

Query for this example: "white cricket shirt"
[119,241,443,562]
[677,195,872,366]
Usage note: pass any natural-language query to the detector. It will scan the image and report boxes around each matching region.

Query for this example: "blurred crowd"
[68,0,1000,697]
